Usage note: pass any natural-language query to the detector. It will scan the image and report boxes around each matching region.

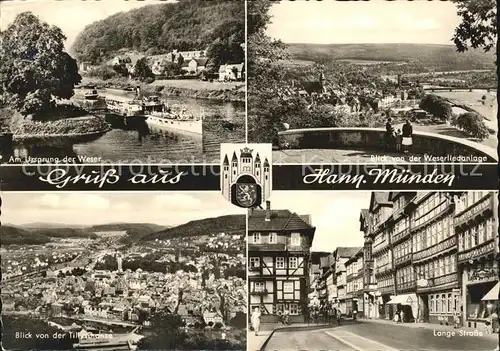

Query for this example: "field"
[434,90,497,121]
[285,43,496,71]
[337,59,407,66]
[149,79,245,91]
[277,59,315,67]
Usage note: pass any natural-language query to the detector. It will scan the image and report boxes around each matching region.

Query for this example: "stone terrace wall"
[278,128,497,161]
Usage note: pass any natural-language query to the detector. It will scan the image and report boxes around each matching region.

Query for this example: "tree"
[419,94,453,120]
[452,0,497,52]
[229,311,246,329]
[113,64,129,77]
[0,12,81,117]
[137,312,186,350]
[247,1,290,144]
[452,112,491,140]
[134,57,154,81]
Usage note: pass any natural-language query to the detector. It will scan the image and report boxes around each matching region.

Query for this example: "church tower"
[239,147,253,174]
[254,153,261,183]
[222,154,229,198]
[319,72,325,93]
[263,158,270,201]
[116,252,123,273]
[230,151,238,183]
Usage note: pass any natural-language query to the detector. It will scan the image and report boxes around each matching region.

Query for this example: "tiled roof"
[370,192,392,212]
[359,209,368,220]
[248,209,313,231]
[320,256,330,268]
[336,246,363,258]
[310,251,331,264]
[373,192,391,205]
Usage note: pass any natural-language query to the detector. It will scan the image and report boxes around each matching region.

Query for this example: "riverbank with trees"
[0,12,110,139]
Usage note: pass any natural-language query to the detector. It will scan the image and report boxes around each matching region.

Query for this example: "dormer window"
[252,232,261,244]
[291,233,301,246]
[269,232,277,243]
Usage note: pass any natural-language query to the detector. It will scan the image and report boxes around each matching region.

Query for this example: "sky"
[267,191,370,252]
[267,1,462,45]
[2,192,244,226]
[0,0,174,51]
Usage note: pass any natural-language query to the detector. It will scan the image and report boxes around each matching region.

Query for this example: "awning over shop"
[387,293,417,306]
[482,282,499,301]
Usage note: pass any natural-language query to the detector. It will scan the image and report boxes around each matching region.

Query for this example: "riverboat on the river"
[142,96,203,135]
[105,97,144,118]
[84,86,100,100]
[73,331,143,350]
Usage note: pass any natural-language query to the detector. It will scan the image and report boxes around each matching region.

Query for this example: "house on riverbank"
[218,63,245,81]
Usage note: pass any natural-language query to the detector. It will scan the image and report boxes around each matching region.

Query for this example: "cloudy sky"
[267,191,371,252]
[2,192,244,226]
[1,0,173,51]
[267,1,462,44]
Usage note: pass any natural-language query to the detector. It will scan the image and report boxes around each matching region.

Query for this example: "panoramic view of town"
[248,1,497,163]
[248,192,499,351]
[0,0,245,164]
[1,193,247,350]
[0,1,499,351]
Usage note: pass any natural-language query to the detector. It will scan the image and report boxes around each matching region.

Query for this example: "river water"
[9,90,244,164]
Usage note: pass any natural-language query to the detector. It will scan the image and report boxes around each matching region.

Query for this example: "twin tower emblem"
[220,144,272,208]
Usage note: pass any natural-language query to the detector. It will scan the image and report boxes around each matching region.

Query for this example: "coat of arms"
[220,144,272,208]
[235,183,257,207]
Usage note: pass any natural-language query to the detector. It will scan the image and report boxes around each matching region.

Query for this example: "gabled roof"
[310,251,331,264]
[359,209,368,222]
[345,248,363,264]
[368,192,392,213]
[226,63,244,72]
[335,246,363,259]
[359,209,369,231]
[320,256,330,268]
[299,215,312,225]
[248,209,314,232]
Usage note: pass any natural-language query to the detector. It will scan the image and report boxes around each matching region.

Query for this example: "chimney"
[265,201,271,221]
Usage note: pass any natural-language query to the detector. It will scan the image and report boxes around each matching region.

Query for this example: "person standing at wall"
[402,119,413,154]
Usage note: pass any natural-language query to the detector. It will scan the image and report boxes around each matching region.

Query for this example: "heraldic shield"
[231,175,262,208]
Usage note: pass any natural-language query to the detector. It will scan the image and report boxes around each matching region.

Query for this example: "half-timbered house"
[248,201,316,322]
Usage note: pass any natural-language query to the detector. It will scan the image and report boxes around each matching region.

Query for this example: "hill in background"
[1,223,168,245]
[140,214,245,242]
[286,43,496,71]
[72,0,244,65]
[91,223,168,242]
[2,225,52,245]
[2,215,244,245]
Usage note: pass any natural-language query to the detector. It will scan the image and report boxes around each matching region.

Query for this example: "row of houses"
[278,73,422,113]
[312,191,498,330]
[79,47,244,81]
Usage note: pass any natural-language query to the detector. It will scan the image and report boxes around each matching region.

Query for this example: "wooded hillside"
[72,0,244,64]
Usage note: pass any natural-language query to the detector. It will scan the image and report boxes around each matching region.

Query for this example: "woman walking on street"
[251,307,261,336]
